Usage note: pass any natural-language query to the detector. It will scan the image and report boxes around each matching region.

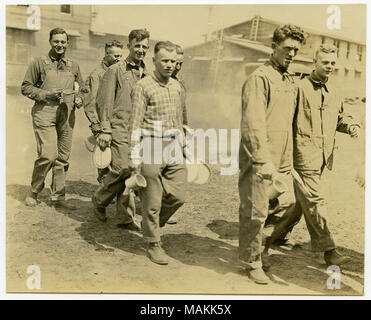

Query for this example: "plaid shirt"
[129,74,183,149]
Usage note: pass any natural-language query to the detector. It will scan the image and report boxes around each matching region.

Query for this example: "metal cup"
[60,89,75,104]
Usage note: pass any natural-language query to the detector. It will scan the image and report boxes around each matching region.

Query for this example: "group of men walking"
[239,24,360,284]
[21,24,361,284]
[22,27,187,266]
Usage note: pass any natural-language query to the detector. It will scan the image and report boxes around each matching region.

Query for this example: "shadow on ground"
[6,184,364,295]
[205,218,364,294]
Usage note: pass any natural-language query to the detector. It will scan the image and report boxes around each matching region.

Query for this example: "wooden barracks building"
[182,15,366,98]
[6,7,366,99]
[6,4,156,93]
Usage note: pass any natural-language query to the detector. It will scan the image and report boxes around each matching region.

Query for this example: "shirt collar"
[102,58,110,70]
[48,50,66,63]
[125,57,145,69]
[268,55,294,82]
[309,71,329,92]
[152,72,173,88]
[269,55,289,74]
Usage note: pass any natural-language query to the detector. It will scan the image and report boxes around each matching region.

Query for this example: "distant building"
[183,15,366,97]
[6,4,155,92]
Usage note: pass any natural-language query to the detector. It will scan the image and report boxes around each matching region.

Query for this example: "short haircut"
[49,28,69,41]
[154,41,176,54]
[128,29,150,43]
[175,44,184,55]
[272,24,307,45]
[314,43,337,60]
[105,40,123,51]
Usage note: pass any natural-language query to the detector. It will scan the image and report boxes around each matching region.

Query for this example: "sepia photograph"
[4,1,367,296]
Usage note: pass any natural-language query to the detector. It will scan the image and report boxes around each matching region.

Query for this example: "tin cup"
[60,89,75,104]
[265,176,288,200]
[125,174,147,190]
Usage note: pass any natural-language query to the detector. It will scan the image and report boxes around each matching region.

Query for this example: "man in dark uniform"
[84,40,124,183]
[21,28,87,209]
[92,29,150,231]
[239,24,307,284]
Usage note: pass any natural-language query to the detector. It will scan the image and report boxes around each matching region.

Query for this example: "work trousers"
[270,168,336,252]
[139,138,187,243]
[239,163,294,268]
[31,103,75,200]
[93,139,135,224]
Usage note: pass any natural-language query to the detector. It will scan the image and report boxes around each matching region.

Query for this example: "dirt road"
[6,94,365,295]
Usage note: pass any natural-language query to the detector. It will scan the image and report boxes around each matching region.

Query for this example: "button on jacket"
[96,59,147,141]
[294,72,357,171]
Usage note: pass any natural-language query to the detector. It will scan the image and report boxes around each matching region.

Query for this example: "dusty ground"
[6,93,365,295]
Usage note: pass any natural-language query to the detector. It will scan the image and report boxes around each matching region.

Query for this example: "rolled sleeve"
[337,101,359,134]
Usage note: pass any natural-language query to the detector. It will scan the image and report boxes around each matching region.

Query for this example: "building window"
[333,39,340,57]
[356,45,363,62]
[61,5,71,14]
[355,70,362,79]
[344,69,349,77]
[346,42,350,59]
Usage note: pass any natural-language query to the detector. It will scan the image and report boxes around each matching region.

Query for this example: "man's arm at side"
[96,67,117,134]
[240,74,272,165]
[83,71,100,131]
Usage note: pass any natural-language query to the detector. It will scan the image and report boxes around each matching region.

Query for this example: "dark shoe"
[25,192,38,207]
[147,242,169,265]
[248,267,270,285]
[50,199,77,210]
[166,218,177,225]
[324,249,351,266]
[92,196,107,222]
[266,237,297,251]
[117,221,142,232]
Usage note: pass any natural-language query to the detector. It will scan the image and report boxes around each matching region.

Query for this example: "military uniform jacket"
[293,73,357,171]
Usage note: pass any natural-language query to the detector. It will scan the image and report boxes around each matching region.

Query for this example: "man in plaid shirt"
[129,41,186,265]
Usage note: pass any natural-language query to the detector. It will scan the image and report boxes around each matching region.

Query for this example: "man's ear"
[271,42,276,50]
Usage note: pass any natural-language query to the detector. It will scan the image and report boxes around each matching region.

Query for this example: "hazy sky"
[91,4,366,47]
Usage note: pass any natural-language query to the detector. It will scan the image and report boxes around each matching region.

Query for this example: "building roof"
[223,15,366,46]
[224,37,313,63]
